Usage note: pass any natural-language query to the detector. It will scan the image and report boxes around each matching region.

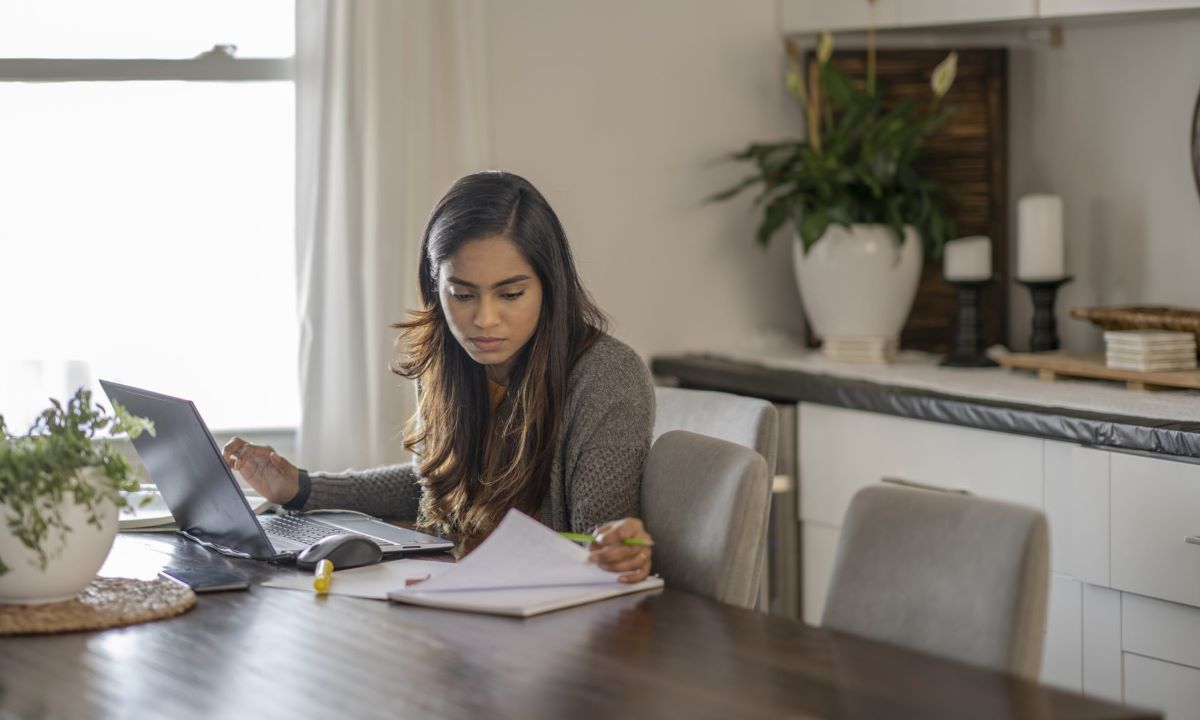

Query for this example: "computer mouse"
[295,533,383,570]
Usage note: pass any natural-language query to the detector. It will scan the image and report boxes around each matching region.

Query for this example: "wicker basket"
[1070,305,1200,346]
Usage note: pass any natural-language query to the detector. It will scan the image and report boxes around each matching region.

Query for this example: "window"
[0,1,297,434]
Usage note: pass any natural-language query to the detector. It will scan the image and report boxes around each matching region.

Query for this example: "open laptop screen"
[100,380,278,559]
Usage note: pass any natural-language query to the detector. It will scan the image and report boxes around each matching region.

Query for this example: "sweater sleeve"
[563,341,655,533]
[297,463,423,520]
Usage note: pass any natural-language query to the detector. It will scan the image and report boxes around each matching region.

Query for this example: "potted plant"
[0,387,153,604]
[712,29,959,356]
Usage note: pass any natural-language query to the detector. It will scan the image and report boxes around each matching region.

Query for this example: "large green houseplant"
[714,33,958,254]
[0,387,153,602]
[713,30,960,354]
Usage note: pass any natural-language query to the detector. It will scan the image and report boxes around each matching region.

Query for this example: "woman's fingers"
[618,565,650,584]
[222,437,249,467]
[226,443,275,493]
[594,518,644,544]
[587,517,653,582]
[590,544,639,565]
[219,439,298,504]
[598,548,651,573]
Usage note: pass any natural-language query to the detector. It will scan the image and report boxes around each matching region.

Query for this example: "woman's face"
[438,235,544,383]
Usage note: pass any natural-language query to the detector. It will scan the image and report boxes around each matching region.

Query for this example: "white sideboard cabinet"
[799,402,1200,719]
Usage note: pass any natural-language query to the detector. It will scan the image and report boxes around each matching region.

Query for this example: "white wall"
[1008,14,1200,351]
[485,0,806,358]
[483,4,1200,358]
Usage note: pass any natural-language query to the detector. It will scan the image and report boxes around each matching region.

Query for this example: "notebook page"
[409,509,621,593]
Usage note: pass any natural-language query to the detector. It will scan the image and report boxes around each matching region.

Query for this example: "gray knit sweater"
[295,335,655,534]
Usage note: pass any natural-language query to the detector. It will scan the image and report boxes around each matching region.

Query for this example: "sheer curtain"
[294,0,490,470]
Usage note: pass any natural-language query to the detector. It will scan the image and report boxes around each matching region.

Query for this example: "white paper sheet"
[260,558,453,600]
[408,509,621,593]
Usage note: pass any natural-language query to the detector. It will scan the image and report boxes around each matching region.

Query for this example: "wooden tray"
[1070,305,1200,347]
[998,351,1200,391]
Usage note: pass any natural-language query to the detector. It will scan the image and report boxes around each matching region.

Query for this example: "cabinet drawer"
[799,403,1043,526]
[1124,592,1200,670]
[1110,453,1200,608]
[1124,653,1200,720]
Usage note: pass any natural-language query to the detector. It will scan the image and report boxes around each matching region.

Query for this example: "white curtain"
[295,0,491,470]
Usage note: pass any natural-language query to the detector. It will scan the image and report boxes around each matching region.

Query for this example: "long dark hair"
[392,171,607,538]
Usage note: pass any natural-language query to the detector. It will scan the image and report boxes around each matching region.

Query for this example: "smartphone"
[159,566,250,593]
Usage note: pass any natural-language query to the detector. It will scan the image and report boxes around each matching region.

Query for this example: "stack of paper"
[1104,330,1197,372]
[260,509,662,617]
[822,337,898,364]
[388,510,662,616]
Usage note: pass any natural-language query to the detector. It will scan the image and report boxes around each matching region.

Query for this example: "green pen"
[559,531,654,547]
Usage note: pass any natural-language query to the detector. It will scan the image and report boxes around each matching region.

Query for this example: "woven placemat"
[0,577,196,636]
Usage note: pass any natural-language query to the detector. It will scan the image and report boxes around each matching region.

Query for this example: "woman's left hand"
[589,517,653,584]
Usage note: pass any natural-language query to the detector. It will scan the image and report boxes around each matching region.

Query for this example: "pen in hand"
[313,559,334,594]
[559,532,654,547]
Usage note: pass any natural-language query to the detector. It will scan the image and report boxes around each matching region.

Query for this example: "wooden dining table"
[0,532,1157,720]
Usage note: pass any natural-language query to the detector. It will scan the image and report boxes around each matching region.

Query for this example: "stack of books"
[822,337,898,364]
[1104,330,1197,372]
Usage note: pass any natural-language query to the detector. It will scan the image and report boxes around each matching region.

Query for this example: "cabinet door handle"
[881,477,971,495]
[1186,536,1200,546]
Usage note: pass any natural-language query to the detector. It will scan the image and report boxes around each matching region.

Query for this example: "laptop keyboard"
[260,514,348,546]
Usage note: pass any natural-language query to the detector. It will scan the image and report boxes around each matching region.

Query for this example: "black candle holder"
[1018,276,1073,353]
[941,278,998,367]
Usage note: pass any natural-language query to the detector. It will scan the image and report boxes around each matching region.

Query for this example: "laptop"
[100,380,453,561]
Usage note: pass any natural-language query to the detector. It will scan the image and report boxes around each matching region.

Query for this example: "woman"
[224,171,654,583]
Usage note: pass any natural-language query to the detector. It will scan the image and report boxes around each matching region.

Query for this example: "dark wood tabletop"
[0,533,1157,720]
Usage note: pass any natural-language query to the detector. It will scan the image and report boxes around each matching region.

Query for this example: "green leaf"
[798,208,829,252]
[706,174,763,203]
[757,196,793,248]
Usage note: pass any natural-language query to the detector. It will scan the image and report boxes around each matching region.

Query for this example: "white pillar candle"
[1017,194,1065,280]
[943,236,992,281]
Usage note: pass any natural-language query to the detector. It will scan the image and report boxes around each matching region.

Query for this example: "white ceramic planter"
[792,223,923,344]
[0,467,119,604]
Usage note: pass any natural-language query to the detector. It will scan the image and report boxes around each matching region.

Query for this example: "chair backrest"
[653,386,778,476]
[822,484,1050,678]
[641,430,771,608]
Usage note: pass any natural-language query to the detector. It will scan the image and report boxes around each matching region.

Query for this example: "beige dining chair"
[641,429,772,609]
[653,386,778,476]
[821,483,1050,678]
[651,386,779,608]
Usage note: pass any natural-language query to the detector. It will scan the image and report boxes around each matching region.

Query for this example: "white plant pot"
[793,223,923,344]
[0,467,119,605]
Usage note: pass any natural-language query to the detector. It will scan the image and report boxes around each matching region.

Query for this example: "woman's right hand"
[222,437,300,505]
